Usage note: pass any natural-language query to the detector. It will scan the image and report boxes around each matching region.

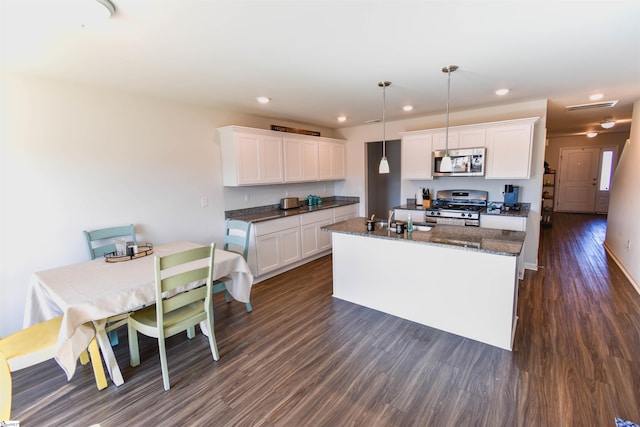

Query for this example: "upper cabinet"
[219,127,284,186]
[218,126,346,186]
[284,137,318,182]
[432,127,485,150]
[318,139,346,180]
[401,117,538,181]
[401,133,433,180]
[484,118,538,179]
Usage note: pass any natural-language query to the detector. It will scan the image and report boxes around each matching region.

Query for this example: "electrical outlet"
[200,196,208,208]
[244,193,250,202]
[627,240,631,249]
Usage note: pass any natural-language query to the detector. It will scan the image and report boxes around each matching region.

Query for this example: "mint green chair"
[83,224,137,345]
[127,243,219,391]
[213,220,253,312]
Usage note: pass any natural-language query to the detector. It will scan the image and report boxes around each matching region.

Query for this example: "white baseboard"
[603,242,640,295]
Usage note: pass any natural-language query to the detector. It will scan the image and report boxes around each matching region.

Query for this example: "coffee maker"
[503,185,520,210]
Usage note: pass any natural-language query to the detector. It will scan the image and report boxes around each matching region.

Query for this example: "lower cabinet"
[480,214,527,280]
[251,203,359,279]
[300,210,334,258]
[254,216,301,276]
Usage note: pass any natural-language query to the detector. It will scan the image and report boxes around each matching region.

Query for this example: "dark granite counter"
[322,217,525,256]
[226,196,359,223]
[394,202,530,218]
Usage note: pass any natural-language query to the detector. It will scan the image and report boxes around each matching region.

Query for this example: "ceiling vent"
[565,100,618,111]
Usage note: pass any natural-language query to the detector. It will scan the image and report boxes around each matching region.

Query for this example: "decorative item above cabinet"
[218,126,346,186]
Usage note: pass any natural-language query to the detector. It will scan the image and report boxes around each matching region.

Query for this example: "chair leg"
[187,326,195,339]
[224,289,232,303]
[206,314,219,362]
[0,352,12,421]
[158,335,170,391]
[87,338,108,390]
[128,324,140,367]
[108,329,119,346]
[79,349,90,365]
[245,302,253,312]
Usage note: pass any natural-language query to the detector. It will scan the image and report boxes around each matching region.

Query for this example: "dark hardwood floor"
[10,213,640,426]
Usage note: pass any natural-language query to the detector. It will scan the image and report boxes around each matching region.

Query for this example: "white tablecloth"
[24,241,254,380]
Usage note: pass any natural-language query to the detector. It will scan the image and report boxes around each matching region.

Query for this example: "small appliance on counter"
[280,197,300,210]
[503,185,520,211]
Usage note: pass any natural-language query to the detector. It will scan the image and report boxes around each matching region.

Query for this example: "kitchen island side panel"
[331,232,518,350]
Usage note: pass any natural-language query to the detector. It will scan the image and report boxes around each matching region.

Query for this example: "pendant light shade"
[378,81,391,174]
[439,65,458,173]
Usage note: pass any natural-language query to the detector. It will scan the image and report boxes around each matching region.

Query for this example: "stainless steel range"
[425,189,488,227]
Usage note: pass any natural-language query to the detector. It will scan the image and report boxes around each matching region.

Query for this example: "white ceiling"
[2,0,639,137]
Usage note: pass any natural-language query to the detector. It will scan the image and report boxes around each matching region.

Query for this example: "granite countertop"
[322,217,525,256]
[226,197,359,223]
[395,202,531,218]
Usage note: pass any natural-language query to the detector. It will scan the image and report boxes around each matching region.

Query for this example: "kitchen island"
[321,217,525,350]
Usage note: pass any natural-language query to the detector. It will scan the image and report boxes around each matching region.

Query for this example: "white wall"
[605,100,640,293]
[0,72,338,336]
[335,99,548,274]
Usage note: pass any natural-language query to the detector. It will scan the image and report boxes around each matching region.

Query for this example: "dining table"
[23,241,254,386]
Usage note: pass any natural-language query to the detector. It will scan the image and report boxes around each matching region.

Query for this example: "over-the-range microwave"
[433,147,485,177]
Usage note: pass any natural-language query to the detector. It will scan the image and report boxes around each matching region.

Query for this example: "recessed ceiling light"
[256,96,271,104]
[495,88,510,96]
[587,132,598,138]
[600,119,616,129]
[337,116,347,122]
[589,93,604,101]
[403,105,414,112]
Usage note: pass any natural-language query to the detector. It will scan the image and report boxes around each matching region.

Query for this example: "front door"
[557,147,599,212]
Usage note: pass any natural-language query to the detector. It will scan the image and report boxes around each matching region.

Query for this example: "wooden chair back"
[83,224,137,259]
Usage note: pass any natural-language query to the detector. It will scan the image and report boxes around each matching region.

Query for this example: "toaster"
[280,197,300,210]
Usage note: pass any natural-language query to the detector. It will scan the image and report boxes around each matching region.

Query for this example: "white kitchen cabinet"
[401,133,433,180]
[480,215,526,232]
[480,214,527,280]
[254,216,301,276]
[432,127,485,150]
[250,203,359,279]
[318,139,346,180]
[484,119,537,179]
[284,137,318,182]
[333,204,359,223]
[218,127,284,186]
[300,209,334,258]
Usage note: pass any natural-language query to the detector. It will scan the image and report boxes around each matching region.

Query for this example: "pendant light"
[378,81,391,174]
[440,65,458,173]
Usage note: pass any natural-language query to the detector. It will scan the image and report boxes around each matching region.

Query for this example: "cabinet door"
[318,140,346,180]
[235,133,262,184]
[284,138,318,182]
[256,233,280,275]
[279,228,301,266]
[432,131,459,150]
[234,132,284,185]
[401,133,433,180]
[458,128,485,148]
[300,223,318,258]
[260,135,285,183]
[318,219,333,251]
[485,124,534,179]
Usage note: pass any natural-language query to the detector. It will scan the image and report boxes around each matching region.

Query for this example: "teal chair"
[83,224,137,345]
[127,243,219,391]
[213,220,253,312]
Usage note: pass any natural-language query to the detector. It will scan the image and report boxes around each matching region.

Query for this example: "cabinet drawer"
[480,215,526,231]
[254,216,300,236]
[300,209,333,225]
[333,204,358,219]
